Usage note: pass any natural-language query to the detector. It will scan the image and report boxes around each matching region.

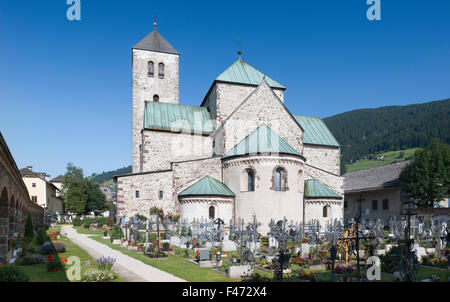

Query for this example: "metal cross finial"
[153,12,158,30]
[237,37,243,59]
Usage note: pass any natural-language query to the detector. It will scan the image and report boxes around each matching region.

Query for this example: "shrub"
[46,257,65,272]
[22,254,46,265]
[24,214,34,239]
[72,217,82,227]
[36,228,49,245]
[379,245,403,273]
[40,242,54,255]
[21,236,33,245]
[0,266,30,282]
[109,225,123,243]
[53,242,67,253]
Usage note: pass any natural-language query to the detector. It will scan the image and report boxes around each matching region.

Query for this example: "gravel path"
[61,225,186,282]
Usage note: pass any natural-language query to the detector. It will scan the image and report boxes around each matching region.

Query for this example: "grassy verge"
[18,226,124,282]
[346,148,418,172]
[86,234,233,282]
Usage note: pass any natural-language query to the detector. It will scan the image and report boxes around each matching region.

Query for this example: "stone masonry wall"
[141,130,213,172]
[222,81,303,155]
[132,48,180,173]
[116,170,175,220]
[303,145,340,175]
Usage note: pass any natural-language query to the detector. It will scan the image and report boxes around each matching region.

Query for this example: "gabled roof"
[293,115,340,147]
[133,30,179,55]
[223,124,302,159]
[344,161,409,193]
[216,59,286,89]
[144,102,215,134]
[50,175,64,183]
[304,179,342,199]
[178,176,235,197]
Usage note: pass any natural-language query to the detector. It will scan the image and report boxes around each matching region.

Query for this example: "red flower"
[65,259,68,263]
[48,256,52,260]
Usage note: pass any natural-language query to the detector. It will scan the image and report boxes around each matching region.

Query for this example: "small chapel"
[115,24,345,233]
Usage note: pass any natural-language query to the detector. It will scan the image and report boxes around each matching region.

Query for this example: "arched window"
[158,63,165,79]
[323,206,330,218]
[209,206,215,220]
[153,94,159,102]
[274,167,287,191]
[148,61,154,77]
[241,168,255,192]
[298,170,303,192]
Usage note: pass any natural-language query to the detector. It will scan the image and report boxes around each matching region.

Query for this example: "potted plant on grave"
[46,256,66,272]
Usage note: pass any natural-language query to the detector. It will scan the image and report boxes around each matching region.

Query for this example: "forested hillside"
[324,98,450,163]
[90,166,132,184]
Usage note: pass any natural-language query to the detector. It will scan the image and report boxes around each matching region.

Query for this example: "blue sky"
[0,0,449,178]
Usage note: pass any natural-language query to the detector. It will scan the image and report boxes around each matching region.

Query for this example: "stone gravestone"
[179,236,187,248]
[221,239,237,252]
[300,243,310,258]
[268,236,278,248]
[199,249,210,261]
[170,236,180,247]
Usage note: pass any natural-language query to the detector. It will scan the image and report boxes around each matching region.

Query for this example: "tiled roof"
[343,161,410,192]
[133,30,179,55]
[293,115,340,147]
[178,176,235,197]
[304,179,342,199]
[144,102,215,134]
[222,124,302,159]
[216,59,286,89]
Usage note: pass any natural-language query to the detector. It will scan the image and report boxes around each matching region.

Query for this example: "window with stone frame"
[372,200,378,210]
[159,191,163,199]
[209,206,215,220]
[32,183,36,187]
[158,63,165,79]
[135,191,140,198]
[148,61,154,77]
[382,199,389,210]
[273,167,288,191]
[240,168,256,192]
[31,196,37,203]
[323,205,329,217]
[344,200,348,209]
[153,94,160,102]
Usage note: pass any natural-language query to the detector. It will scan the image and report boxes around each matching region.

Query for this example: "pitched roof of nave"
[222,124,303,159]
[215,59,286,90]
[144,102,215,134]
[178,176,235,197]
[293,115,340,147]
[304,179,342,199]
[133,29,179,55]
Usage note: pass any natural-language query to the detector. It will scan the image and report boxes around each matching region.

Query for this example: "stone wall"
[221,81,303,156]
[223,154,305,234]
[304,165,344,196]
[0,133,43,264]
[116,170,175,220]
[172,157,223,195]
[344,187,404,225]
[304,199,343,227]
[132,48,180,173]
[179,196,234,223]
[303,145,340,175]
[141,130,213,172]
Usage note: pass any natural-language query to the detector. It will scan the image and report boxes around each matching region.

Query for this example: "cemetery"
[71,206,449,282]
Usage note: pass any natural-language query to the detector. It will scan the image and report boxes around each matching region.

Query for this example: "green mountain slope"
[89,166,131,184]
[324,98,450,163]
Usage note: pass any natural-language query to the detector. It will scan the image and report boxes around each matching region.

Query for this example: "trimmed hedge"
[0,266,30,282]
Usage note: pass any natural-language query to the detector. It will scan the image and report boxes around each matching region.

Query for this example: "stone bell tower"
[131,23,180,173]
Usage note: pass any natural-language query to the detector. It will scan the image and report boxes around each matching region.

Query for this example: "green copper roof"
[178,176,235,197]
[293,115,340,147]
[144,102,215,134]
[216,59,286,89]
[304,179,342,199]
[223,124,302,159]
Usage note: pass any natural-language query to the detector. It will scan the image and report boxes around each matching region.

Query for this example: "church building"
[115,24,344,232]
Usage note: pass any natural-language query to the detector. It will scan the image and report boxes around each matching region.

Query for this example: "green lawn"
[73,226,107,236]
[346,148,418,173]
[87,234,233,282]
[18,227,124,282]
